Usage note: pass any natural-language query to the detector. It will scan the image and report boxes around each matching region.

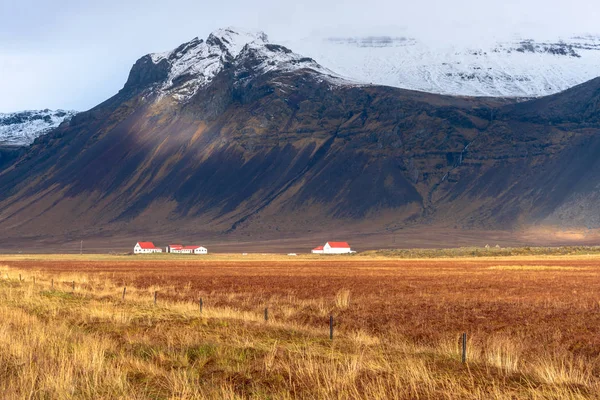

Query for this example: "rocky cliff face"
[1,28,600,245]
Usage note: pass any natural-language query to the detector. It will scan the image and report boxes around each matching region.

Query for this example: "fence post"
[122,287,126,301]
[330,315,334,340]
[154,291,157,305]
[199,298,203,313]
[462,333,467,364]
[19,274,21,282]
[51,279,54,289]
[33,277,35,285]
[72,281,75,292]
[264,307,268,322]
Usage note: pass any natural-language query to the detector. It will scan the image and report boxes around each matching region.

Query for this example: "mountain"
[1,27,600,250]
[287,34,600,98]
[0,109,77,170]
[0,109,77,147]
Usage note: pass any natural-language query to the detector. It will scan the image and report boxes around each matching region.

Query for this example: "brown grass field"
[1,253,600,399]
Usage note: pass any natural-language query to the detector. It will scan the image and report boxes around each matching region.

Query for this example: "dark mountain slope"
[500,77,600,123]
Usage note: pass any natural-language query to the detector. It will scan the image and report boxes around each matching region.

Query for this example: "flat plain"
[1,253,600,399]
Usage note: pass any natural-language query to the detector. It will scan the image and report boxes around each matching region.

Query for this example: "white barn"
[134,242,163,254]
[312,242,353,254]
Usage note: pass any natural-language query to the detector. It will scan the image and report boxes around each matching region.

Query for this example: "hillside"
[1,28,600,249]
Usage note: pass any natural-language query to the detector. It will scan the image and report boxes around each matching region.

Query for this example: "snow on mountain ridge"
[147,28,271,101]
[0,109,77,147]
[288,34,600,98]
[146,27,349,102]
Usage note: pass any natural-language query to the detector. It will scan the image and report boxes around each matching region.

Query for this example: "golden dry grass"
[1,254,600,399]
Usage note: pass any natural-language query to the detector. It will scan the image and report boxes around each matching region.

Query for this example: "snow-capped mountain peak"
[0,109,77,147]
[138,27,347,102]
[146,28,270,101]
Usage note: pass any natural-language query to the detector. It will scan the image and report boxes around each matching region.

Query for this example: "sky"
[1,0,599,112]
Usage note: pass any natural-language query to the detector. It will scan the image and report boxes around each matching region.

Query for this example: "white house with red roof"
[312,241,353,254]
[134,242,163,254]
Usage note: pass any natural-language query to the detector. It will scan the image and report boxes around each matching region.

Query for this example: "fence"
[2,272,471,363]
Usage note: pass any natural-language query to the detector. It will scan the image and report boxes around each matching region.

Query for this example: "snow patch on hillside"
[0,109,77,146]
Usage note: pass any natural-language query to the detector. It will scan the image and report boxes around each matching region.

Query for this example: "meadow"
[1,252,600,399]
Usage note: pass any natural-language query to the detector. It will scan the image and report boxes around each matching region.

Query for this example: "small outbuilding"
[166,244,183,253]
[193,246,208,255]
[311,246,324,254]
[134,242,163,254]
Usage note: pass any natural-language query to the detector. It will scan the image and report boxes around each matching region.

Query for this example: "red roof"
[313,246,324,250]
[169,244,183,249]
[183,246,201,250]
[137,242,157,249]
[326,242,351,248]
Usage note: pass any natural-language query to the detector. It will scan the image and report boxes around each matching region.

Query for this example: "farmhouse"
[134,242,163,254]
[312,242,353,254]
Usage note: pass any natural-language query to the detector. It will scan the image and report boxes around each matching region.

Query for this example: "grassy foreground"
[1,262,599,400]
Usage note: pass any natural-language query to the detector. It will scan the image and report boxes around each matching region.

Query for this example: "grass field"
[1,253,600,399]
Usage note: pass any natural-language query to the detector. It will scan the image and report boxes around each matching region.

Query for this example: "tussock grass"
[1,262,600,398]
[366,245,600,259]
[335,289,351,309]
[487,265,583,271]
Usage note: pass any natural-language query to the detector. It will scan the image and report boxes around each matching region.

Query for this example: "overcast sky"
[1,0,599,112]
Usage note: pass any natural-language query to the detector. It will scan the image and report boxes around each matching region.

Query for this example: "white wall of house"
[311,249,324,254]
[194,247,208,254]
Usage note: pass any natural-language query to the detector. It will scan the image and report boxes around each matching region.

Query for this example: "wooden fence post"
[122,287,126,300]
[264,307,268,322]
[330,315,334,340]
[199,298,203,313]
[154,291,157,305]
[462,333,467,364]
[72,281,75,292]
[19,274,21,282]
[51,279,54,289]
